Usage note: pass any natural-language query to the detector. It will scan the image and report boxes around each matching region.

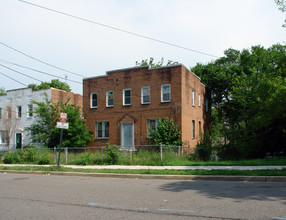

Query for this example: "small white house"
[0,88,51,150]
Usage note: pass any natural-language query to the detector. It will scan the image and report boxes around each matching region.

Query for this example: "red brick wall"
[83,65,209,148]
[51,88,83,110]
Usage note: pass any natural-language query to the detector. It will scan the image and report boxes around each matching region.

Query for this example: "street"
[0,173,285,219]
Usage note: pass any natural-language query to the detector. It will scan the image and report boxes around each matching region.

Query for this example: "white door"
[121,124,134,149]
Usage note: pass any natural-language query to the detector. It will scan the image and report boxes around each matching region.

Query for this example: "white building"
[0,88,51,150]
[0,87,82,150]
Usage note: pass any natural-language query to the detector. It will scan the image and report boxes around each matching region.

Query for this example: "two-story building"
[83,64,210,149]
[0,87,82,149]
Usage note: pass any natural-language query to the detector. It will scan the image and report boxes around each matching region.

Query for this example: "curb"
[1,170,286,182]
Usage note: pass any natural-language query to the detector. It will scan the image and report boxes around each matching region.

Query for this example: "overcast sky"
[0,0,285,94]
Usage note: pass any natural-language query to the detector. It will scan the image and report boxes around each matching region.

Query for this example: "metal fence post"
[54,147,57,163]
[160,144,163,161]
[65,147,68,164]
[178,145,181,158]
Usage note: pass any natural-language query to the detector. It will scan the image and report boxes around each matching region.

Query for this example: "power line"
[18,0,219,59]
[0,71,27,87]
[0,64,42,83]
[0,41,86,78]
[0,59,81,85]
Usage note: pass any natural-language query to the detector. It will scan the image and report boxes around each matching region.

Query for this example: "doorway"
[16,133,22,149]
[120,124,134,149]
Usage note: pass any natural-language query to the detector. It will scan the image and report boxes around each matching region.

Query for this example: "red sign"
[60,113,67,123]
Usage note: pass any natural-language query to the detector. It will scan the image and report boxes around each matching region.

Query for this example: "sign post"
[56,113,69,167]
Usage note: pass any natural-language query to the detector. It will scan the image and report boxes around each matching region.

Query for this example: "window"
[206,98,209,112]
[106,91,114,107]
[161,84,171,102]
[147,119,159,137]
[199,121,202,135]
[0,108,2,119]
[27,105,33,118]
[123,89,131,106]
[198,93,201,107]
[192,89,195,106]
[90,93,98,108]
[0,131,8,144]
[192,120,195,139]
[96,121,109,138]
[141,86,150,104]
[17,106,22,118]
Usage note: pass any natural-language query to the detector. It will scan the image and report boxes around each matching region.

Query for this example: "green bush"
[194,131,212,161]
[104,144,121,165]
[73,152,91,165]
[3,151,23,164]
[38,153,51,165]
[23,146,37,163]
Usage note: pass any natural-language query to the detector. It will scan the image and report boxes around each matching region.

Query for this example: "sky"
[0,0,285,95]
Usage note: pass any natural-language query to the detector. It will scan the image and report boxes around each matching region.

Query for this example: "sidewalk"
[1,164,286,170]
[1,164,286,182]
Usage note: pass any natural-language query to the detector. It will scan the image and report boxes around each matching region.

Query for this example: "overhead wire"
[0,41,86,78]
[0,71,27,87]
[17,0,219,59]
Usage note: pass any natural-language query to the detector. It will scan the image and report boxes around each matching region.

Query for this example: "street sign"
[56,122,69,129]
[60,113,67,123]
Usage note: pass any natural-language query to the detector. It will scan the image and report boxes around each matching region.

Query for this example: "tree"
[0,87,6,96]
[28,79,71,92]
[275,0,286,27]
[26,94,93,148]
[148,118,183,146]
[136,57,179,68]
[1,104,21,150]
[192,44,286,159]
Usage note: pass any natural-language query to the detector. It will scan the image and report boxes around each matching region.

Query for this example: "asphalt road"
[0,173,285,220]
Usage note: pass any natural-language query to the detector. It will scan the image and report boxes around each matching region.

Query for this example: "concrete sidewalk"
[1,164,286,182]
[1,164,286,170]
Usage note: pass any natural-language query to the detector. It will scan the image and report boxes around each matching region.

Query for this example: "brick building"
[0,87,82,149]
[83,64,210,149]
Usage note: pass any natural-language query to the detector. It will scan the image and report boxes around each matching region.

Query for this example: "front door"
[121,124,134,149]
[16,133,22,149]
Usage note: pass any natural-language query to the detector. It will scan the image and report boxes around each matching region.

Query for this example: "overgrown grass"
[0,166,285,176]
[1,148,286,166]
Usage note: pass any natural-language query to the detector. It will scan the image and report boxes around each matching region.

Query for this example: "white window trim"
[17,106,22,118]
[198,93,201,107]
[123,88,131,106]
[161,84,171,103]
[90,92,98,109]
[141,86,150,104]
[106,91,114,107]
[96,121,109,139]
[147,118,159,137]
[192,89,195,107]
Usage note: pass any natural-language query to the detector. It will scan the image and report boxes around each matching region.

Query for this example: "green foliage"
[275,0,286,27]
[194,131,212,161]
[23,146,37,162]
[37,153,50,165]
[28,79,71,92]
[0,87,6,96]
[136,57,179,68]
[73,152,91,165]
[148,118,183,146]
[3,151,23,164]
[26,93,94,148]
[104,144,121,165]
[192,44,286,159]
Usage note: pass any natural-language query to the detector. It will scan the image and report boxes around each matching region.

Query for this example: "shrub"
[104,144,121,165]
[194,131,212,161]
[38,153,51,165]
[73,152,91,165]
[23,146,37,163]
[3,151,23,164]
